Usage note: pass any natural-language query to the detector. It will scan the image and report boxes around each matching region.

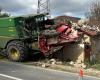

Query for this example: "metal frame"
[37,0,50,18]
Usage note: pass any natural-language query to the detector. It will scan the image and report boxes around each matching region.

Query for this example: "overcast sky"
[0,0,94,18]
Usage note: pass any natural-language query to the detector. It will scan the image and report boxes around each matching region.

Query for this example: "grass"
[0,55,5,59]
[91,64,100,70]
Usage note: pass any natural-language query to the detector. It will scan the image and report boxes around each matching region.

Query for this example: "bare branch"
[87,0,100,28]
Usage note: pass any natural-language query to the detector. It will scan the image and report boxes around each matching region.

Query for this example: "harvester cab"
[21,14,54,38]
[20,14,45,37]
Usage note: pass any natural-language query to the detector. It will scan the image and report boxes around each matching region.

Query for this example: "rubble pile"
[32,59,62,68]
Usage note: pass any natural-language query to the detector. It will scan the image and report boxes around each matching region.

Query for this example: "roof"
[54,15,81,23]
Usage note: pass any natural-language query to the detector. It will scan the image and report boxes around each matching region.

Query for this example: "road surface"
[0,60,100,80]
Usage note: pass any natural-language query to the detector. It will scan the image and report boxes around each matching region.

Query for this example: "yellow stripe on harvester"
[0,36,14,39]
[9,30,14,32]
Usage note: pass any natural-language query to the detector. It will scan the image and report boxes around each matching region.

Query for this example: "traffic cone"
[79,69,84,80]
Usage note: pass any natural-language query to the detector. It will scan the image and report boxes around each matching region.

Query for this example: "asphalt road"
[0,60,100,80]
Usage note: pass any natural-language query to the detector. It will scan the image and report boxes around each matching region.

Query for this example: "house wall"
[91,36,100,62]
[62,43,85,63]
[83,35,91,43]
[61,35,91,63]
[52,35,90,63]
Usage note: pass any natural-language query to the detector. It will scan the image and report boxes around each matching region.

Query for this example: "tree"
[0,7,9,18]
[0,13,9,18]
[88,0,100,28]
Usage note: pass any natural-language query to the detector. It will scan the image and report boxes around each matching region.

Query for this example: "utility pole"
[0,7,2,15]
[37,0,50,18]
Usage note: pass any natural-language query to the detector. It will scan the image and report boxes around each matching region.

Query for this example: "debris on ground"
[24,59,100,78]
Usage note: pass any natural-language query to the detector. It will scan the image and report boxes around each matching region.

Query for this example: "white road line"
[0,74,23,80]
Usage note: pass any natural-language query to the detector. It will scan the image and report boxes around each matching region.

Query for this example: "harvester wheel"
[7,41,28,62]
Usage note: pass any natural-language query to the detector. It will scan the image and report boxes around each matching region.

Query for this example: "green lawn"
[0,55,5,59]
[91,64,100,70]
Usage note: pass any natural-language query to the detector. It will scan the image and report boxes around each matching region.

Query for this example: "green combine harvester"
[0,14,51,62]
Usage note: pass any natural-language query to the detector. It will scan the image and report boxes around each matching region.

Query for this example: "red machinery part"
[56,25,69,33]
[38,34,52,55]
[38,24,79,55]
[38,22,98,56]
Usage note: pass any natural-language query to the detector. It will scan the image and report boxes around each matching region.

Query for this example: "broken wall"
[62,43,84,63]
[52,35,91,63]
[53,43,85,63]
[91,36,100,62]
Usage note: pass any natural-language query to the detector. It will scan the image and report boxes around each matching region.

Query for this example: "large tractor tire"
[7,41,28,62]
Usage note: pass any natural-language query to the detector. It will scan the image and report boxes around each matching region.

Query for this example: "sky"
[0,0,94,18]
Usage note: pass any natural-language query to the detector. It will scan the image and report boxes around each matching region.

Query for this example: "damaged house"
[52,16,100,64]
